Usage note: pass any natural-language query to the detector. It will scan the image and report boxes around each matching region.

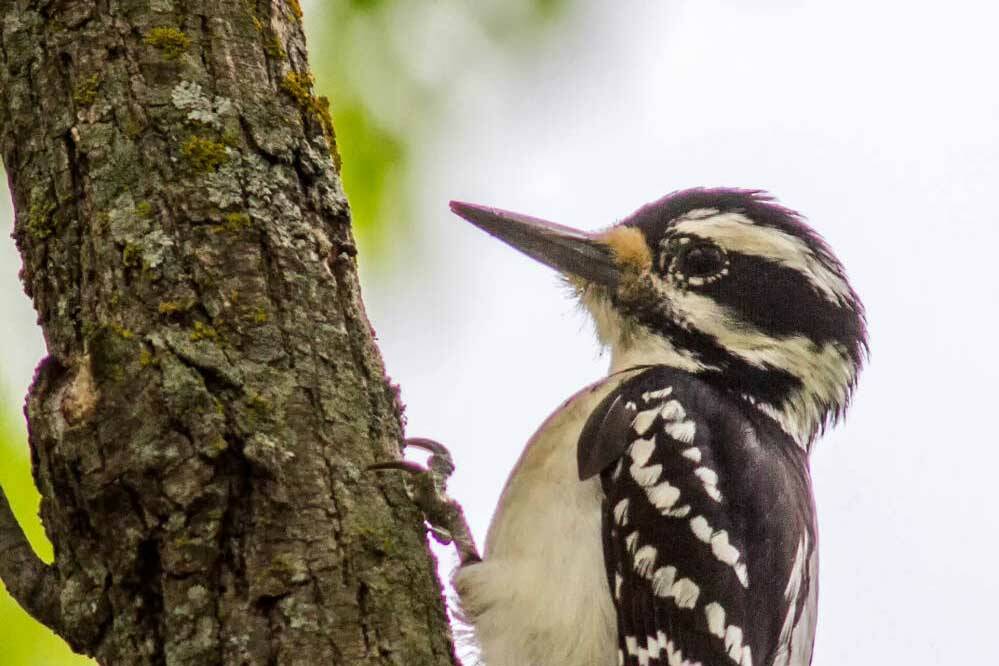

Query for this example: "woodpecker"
[381,188,867,666]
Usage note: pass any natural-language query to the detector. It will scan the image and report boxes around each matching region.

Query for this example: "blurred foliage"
[0,400,94,664]
[0,1,570,662]
[305,0,569,261]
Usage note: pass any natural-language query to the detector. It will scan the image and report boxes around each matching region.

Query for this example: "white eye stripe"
[666,289,856,447]
[671,212,853,307]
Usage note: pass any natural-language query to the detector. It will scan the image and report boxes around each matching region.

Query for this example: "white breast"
[453,371,640,666]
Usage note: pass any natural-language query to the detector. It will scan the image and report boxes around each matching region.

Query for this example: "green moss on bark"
[218,211,251,233]
[144,27,191,60]
[286,0,304,21]
[73,75,101,107]
[25,194,58,239]
[263,31,287,59]
[135,201,154,219]
[180,136,228,173]
[280,72,341,169]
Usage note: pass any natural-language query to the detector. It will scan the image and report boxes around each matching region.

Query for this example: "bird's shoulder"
[577,365,763,481]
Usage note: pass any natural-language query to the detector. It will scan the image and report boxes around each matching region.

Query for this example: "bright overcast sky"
[4,1,998,663]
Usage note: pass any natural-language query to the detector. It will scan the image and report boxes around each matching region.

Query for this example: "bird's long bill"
[450,201,621,288]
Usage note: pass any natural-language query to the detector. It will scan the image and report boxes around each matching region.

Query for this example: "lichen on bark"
[0,1,456,664]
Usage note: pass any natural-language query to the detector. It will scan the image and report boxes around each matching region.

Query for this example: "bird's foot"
[369,438,480,565]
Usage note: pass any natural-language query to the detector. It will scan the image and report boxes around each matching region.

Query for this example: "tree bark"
[0,2,457,664]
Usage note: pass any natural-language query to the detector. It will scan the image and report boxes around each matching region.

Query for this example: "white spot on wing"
[681,447,702,462]
[689,516,749,587]
[694,466,717,485]
[725,625,746,663]
[735,563,749,588]
[651,566,676,597]
[647,634,661,660]
[670,577,700,608]
[613,498,630,526]
[642,387,673,402]
[634,545,658,578]
[705,602,726,638]
[630,462,662,487]
[705,602,754,665]
[694,466,723,502]
[710,531,741,566]
[664,420,697,443]
[647,481,681,512]
[625,531,640,554]
[690,516,712,542]
[629,436,656,466]
[659,400,686,421]
[632,408,661,436]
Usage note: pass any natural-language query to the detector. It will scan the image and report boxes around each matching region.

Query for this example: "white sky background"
[3,0,998,663]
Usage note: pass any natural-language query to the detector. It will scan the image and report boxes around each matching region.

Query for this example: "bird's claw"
[368,438,480,564]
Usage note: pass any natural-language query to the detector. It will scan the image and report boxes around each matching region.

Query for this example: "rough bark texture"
[0,1,457,664]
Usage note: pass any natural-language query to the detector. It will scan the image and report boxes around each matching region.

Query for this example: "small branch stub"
[0,486,63,637]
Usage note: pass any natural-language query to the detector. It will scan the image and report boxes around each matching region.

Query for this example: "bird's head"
[451,188,867,448]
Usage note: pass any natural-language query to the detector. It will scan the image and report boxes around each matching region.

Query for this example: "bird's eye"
[676,243,726,278]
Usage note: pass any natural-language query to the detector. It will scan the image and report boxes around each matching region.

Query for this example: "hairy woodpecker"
[381,188,867,666]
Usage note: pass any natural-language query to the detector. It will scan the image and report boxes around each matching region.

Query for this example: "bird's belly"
[454,374,637,666]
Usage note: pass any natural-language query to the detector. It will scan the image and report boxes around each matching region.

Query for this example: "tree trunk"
[0,2,456,664]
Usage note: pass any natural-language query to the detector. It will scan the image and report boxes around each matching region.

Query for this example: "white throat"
[579,286,713,376]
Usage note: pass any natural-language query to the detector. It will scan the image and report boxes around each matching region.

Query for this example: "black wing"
[579,367,817,666]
